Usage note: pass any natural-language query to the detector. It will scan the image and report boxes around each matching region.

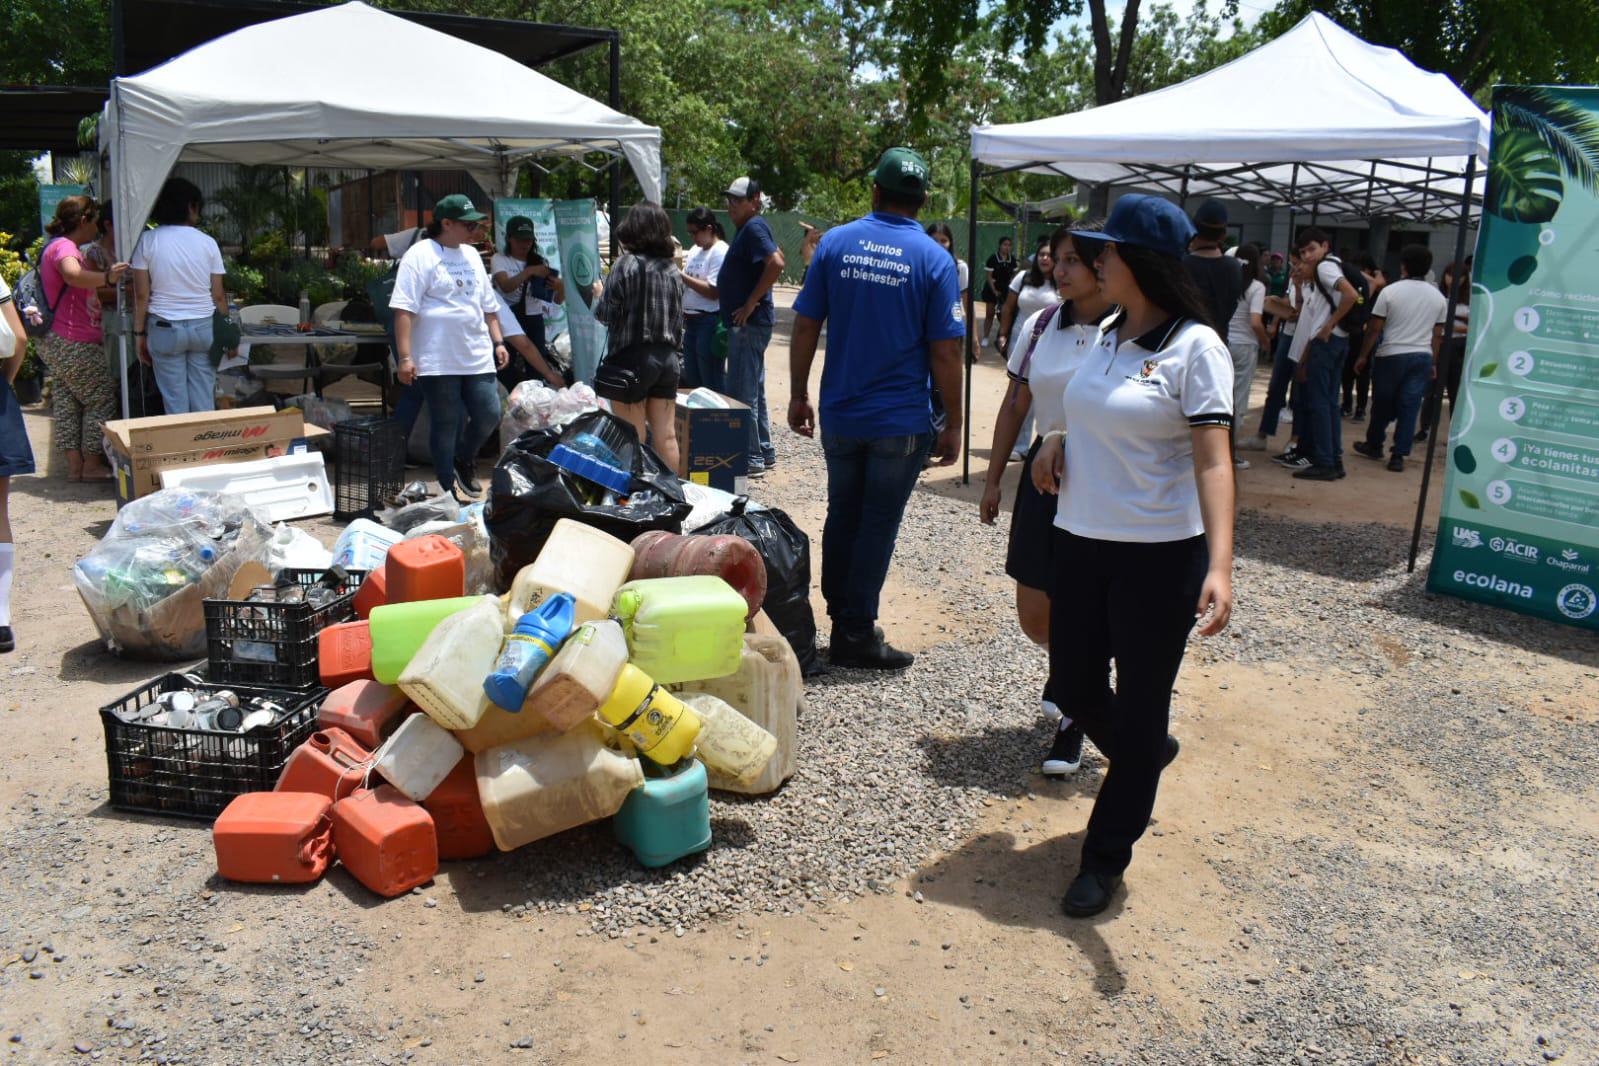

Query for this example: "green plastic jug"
[368,595,494,685]
[612,758,711,868]
[611,576,747,685]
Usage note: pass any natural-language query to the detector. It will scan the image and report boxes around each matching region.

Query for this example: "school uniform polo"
[1057,316,1234,543]
[1006,301,1118,437]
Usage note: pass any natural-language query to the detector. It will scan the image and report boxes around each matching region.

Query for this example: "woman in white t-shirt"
[1030,194,1235,919]
[679,207,728,392]
[997,236,1063,361]
[978,225,1115,777]
[390,194,510,502]
[1225,243,1270,467]
[490,215,565,391]
[132,179,228,415]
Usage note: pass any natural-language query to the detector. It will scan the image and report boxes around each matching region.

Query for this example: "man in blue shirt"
[788,147,965,670]
[719,176,786,476]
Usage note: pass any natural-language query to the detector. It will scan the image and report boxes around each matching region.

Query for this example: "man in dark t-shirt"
[1183,199,1242,335]
[719,176,786,475]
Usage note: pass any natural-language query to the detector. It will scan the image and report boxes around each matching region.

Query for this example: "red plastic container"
[420,755,495,861]
[351,564,388,620]
[318,679,412,749]
[386,536,465,604]
[629,531,767,617]
[331,785,438,897]
[275,727,373,802]
[213,791,334,884]
[319,620,374,688]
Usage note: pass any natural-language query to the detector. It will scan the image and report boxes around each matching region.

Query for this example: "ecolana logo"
[193,425,270,442]
[1548,547,1592,575]
[1452,569,1534,599]
[1489,536,1539,563]
[1556,583,1597,620]
[1453,527,1483,549]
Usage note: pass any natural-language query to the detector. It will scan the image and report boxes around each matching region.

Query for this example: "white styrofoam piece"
[159,452,334,522]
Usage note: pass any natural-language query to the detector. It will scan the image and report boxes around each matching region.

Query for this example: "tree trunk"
[1087,0,1144,105]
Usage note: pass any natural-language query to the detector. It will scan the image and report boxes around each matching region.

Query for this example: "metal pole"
[964,158,980,485]
[1178,164,1192,210]
[1408,153,1477,572]
[607,32,622,259]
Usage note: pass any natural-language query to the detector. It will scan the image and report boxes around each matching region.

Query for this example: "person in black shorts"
[593,202,685,468]
[982,236,1019,349]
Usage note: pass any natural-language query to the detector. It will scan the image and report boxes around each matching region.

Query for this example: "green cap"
[434,193,486,223]
[872,147,930,196]
[505,215,535,240]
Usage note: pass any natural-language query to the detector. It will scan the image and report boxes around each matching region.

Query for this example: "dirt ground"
[3,287,1596,1064]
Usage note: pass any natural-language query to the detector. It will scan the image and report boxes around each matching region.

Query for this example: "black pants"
[1049,528,1208,877]
[1341,342,1370,413]
[1419,336,1466,433]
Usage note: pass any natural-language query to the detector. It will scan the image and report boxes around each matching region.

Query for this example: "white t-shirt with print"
[682,239,727,314]
[1372,278,1448,357]
[1006,302,1114,438]
[130,226,225,321]
[1056,316,1234,543]
[1227,278,1265,348]
[390,238,498,376]
[490,253,552,318]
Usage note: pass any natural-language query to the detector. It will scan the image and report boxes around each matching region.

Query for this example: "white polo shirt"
[1056,316,1234,543]
[1006,301,1117,438]
[1371,278,1448,357]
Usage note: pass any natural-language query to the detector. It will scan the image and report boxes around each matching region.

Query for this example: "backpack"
[12,259,61,339]
[365,228,427,334]
[1312,256,1372,336]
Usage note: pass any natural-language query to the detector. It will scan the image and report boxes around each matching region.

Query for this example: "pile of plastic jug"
[212,516,803,898]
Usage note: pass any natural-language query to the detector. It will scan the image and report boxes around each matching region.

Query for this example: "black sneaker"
[1293,465,1341,481]
[454,462,482,496]
[1341,403,1353,417]
[0,626,13,653]
[1335,464,1347,479]
[1352,408,1366,423]
[1352,440,1384,461]
[1062,870,1122,918]
[1276,454,1312,470]
[1042,722,1083,776]
[828,629,914,670]
[1387,455,1405,472]
[1415,428,1429,443]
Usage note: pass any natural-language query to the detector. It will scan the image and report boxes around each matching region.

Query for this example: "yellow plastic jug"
[397,598,504,730]
[679,693,778,788]
[594,663,702,766]
[524,620,629,732]
[503,519,634,628]
[475,723,644,850]
[611,575,747,684]
[672,635,800,794]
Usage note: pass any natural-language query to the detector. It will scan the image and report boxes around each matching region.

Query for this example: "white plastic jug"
[330,518,404,572]
[672,635,800,794]
[524,620,629,732]
[475,723,644,850]
[398,598,504,730]
[680,693,778,788]
[373,712,464,802]
[503,519,634,628]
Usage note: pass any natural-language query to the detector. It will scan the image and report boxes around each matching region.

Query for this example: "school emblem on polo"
[1140,358,1159,378]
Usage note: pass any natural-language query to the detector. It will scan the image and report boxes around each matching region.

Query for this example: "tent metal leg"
[964,159,980,485]
[1407,154,1477,573]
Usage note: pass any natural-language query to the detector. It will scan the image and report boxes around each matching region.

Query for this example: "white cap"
[723,176,761,200]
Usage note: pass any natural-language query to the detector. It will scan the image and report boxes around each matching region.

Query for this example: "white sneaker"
[1282,410,1293,424]
[1041,698,1064,723]
[1238,435,1268,451]
[1234,457,1251,469]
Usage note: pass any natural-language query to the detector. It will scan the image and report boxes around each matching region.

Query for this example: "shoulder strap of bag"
[1017,302,1063,379]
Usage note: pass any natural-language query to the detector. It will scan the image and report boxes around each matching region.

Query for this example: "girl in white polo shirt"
[979,225,1115,778]
[1031,194,1236,918]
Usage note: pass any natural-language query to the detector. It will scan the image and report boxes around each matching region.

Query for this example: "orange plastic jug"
[318,680,413,750]
[319,620,375,688]
[351,564,388,620]
[420,756,495,861]
[213,792,333,885]
[386,535,466,603]
[275,728,373,802]
[331,785,438,898]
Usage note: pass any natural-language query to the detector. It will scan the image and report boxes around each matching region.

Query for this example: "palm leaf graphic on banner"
[1488,87,1599,223]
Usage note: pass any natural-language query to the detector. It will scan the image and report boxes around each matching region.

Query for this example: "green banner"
[1429,86,1599,629]
[492,198,567,337]
[553,198,606,384]
[38,184,84,233]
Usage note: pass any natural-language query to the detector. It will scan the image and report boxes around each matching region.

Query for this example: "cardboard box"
[102,406,328,507]
[674,391,749,493]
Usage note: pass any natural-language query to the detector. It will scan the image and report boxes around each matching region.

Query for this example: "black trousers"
[1049,528,1208,877]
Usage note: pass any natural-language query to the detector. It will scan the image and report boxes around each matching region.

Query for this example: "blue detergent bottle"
[483,592,576,711]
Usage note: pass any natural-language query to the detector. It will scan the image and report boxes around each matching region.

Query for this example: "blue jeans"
[419,373,500,494]
[147,315,215,414]
[681,314,724,393]
[1366,351,1432,457]
[1258,331,1304,438]
[1301,335,1348,469]
[820,431,931,630]
[724,322,776,470]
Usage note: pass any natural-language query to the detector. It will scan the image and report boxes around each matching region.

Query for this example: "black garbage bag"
[485,410,692,590]
[700,498,821,676]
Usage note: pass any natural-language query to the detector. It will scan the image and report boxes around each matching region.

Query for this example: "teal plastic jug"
[612,759,711,868]
[611,576,747,685]
[369,595,493,685]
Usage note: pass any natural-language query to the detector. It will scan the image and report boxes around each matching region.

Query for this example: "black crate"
[333,417,405,520]
[100,674,324,820]
[204,568,366,689]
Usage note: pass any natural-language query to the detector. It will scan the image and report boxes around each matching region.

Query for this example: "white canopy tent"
[100,0,663,260]
[964,14,1489,566]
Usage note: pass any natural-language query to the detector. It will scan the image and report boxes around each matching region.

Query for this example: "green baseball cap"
[872,147,930,196]
[433,193,486,223]
[505,215,535,239]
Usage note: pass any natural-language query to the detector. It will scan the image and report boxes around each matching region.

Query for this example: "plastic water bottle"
[483,593,576,711]
[298,291,312,325]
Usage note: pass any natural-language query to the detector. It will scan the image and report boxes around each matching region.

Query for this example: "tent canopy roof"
[104,0,661,254]
[970,13,1488,223]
